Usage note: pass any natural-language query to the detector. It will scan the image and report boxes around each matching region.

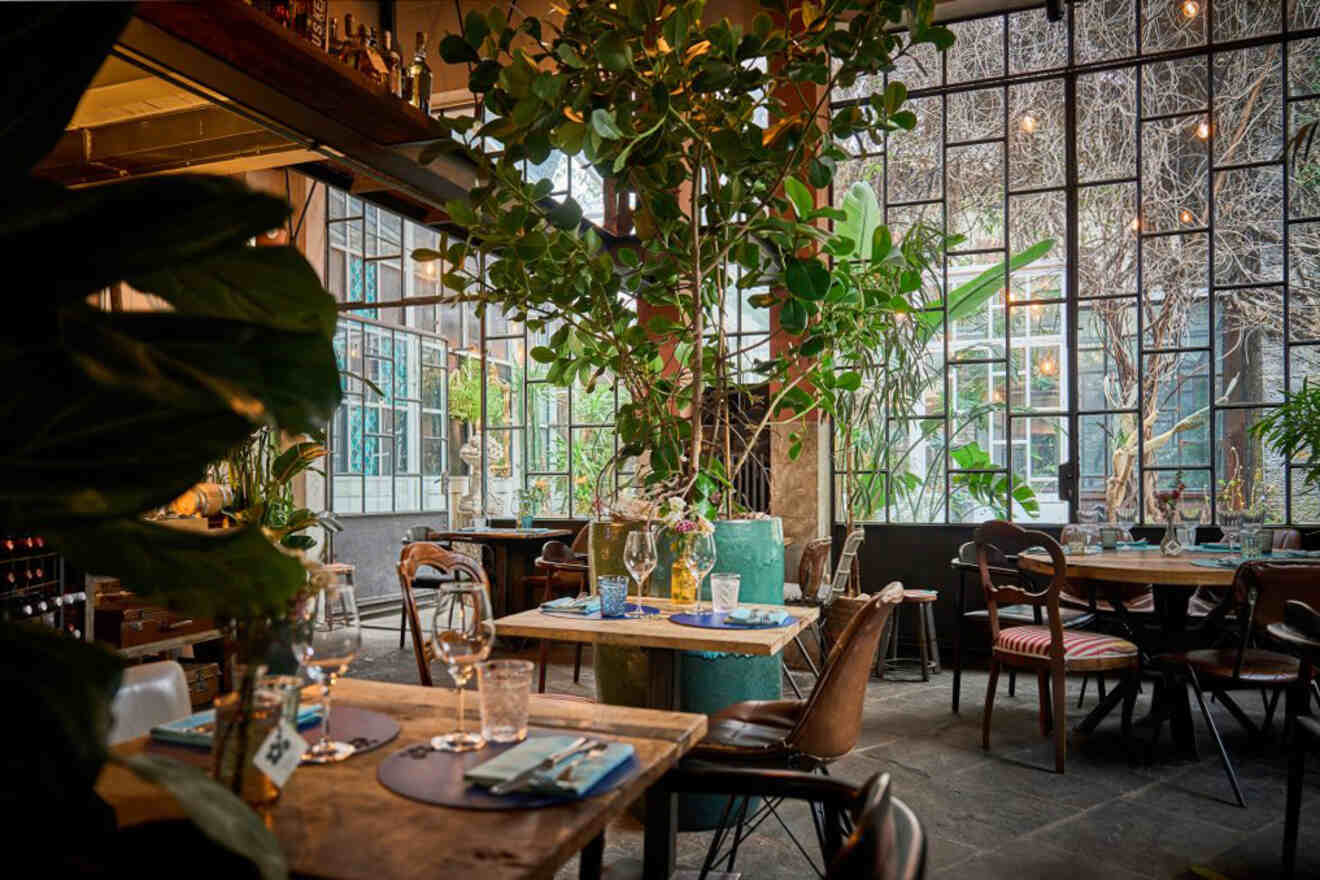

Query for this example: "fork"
[553,744,610,785]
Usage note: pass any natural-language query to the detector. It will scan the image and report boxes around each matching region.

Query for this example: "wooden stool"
[876,589,941,681]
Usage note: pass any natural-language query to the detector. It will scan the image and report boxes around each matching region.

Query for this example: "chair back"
[829,772,926,880]
[108,661,192,745]
[828,528,865,602]
[570,525,590,556]
[787,583,903,761]
[973,520,1068,658]
[401,525,435,544]
[1274,528,1303,550]
[799,537,832,604]
[398,543,491,687]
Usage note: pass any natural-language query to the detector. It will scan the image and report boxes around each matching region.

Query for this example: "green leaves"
[114,753,287,880]
[837,182,881,261]
[596,31,631,72]
[786,257,830,301]
[784,176,814,219]
[546,197,584,229]
[439,34,479,64]
[590,108,626,140]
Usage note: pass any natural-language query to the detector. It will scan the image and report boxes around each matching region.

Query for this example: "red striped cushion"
[995,625,1137,661]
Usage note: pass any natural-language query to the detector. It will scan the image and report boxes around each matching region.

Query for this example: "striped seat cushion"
[995,625,1138,661]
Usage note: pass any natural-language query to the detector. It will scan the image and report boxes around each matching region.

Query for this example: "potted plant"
[1,7,341,873]
[448,355,508,519]
[516,479,549,527]
[1251,378,1320,532]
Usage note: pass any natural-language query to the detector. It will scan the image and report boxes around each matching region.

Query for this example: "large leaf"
[0,176,290,305]
[130,246,337,339]
[113,753,288,880]
[0,4,133,180]
[51,520,308,619]
[0,623,122,820]
[836,182,881,261]
[915,238,1055,342]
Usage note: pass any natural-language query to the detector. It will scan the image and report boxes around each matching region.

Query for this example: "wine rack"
[0,532,87,639]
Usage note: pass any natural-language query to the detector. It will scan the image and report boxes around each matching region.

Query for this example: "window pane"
[1078,299,1137,411]
[1293,224,1320,341]
[1142,56,1207,119]
[1215,0,1281,42]
[1216,407,1286,521]
[1214,166,1284,286]
[1141,0,1205,53]
[1017,415,1068,521]
[1008,8,1066,73]
[1078,183,1139,297]
[888,419,947,522]
[1077,0,1136,64]
[1009,81,1064,189]
[886,96,942,204]
[1215,45,1284,166]
[947,141,1004,248]
[1142,115,1209,233]
[1079,413,1139,518]
[571,426,615,516]
[947,16,1004,84]
[1079,68,1136,183]
[947,87,1003,143]
[1216,288,1285,404]
[1289,101,1320,219]
[1144,350,1210,467]
[1142,232,1208,349]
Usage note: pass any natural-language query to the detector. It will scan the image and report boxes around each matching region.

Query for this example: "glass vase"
[211,664,284,807]
[1159,517,1183,557]
[670,556,698,611]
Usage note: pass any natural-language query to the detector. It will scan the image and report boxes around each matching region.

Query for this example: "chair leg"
[924,604,942,673]
[983,660,1000,751]
[573,644,583,684]
[398,597,408,650]
[1264,688,1282,737]
[1097,673,1106,702]
[1053,664,1068,774]
[1187,666,1247,808]
[1284,685,1307,880]
[1078,674,1089,709]
[1121,667,1138,747]
[537,640,549,693]
[1038,670,1053,737]
[783,660,805,699]
[876,613,894,679]
[1009,668,1017,697]
[726,795,750,872]
[916,604,930,682]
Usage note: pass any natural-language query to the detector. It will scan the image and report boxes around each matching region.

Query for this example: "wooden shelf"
[134,1,441,146]
[117,629,223,660]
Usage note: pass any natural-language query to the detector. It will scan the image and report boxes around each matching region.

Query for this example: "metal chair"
[1267,599,1320,879]
[396,542,491,687]
[684,584,904,877]
[665,763,926,880]
[108,661,192,745]
[976,520,1141,773]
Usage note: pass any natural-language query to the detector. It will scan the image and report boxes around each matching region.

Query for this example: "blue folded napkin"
[1196,542,1237,551]
[1272,549,1320,558]
[464,735,634,797]
[151,704,323,747]
[541,595,600,614]
[726,607,792,626]
[1190,558,1239,569]
[1115,539,1149,548]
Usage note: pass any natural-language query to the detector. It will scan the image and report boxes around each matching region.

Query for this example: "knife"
[489,736,593,795]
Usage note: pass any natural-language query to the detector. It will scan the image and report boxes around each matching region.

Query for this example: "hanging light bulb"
[1180,208,1195,225]
[1129,216,1141,233]
[1019,113,1038,134]
[1195,119,1211,140]
[1181,0,1200,18]
[1038,352,1058,377]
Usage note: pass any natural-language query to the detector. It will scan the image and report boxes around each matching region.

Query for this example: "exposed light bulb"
[1129,217,1141,233]
[1038,354,1058,377]
[1195,120,1211,140]
[1019,113,1038,134]
[1181,0,1199,18]
[1180,208,1195,224]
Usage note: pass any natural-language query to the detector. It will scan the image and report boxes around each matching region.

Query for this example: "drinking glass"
[685,532,718,613]
[1239,511,1264,560]
[710,572,741,614]
[291,582,363,763]
[430,582,495,752]
[623,529,657,618]
[1116,499,1138,535]
[477,660,533,743]
[598,575,628,617]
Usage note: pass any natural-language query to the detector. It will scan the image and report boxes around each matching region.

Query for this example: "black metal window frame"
[829,0,1320,526]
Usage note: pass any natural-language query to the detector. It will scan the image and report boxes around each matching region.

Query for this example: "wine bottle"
[384,30,403,98]
[407,32,432,114]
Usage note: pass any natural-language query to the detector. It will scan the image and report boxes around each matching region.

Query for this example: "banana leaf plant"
[826,181,1052,527]
[1,6,342,875]
[415,0,956,518]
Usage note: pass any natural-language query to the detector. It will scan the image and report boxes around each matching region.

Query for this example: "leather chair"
[1266,599,1320,879]
[397,542,491,688]
[976,520,1141,773]
[109,661,192,745]
[1157,559,1320,807]
[784,536,833,696]
[1187,527,1303,617]
[531,534,589,693]
[682,584,903,876]
[665,763,926,880]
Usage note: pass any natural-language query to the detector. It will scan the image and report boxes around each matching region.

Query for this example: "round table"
[1018,548,1240,755]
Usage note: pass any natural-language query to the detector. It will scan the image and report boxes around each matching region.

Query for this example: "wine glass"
[291,581,363,763]
[685,532,718,614]
[1116,497,1139,539]
[623,529,657,618]
[430,582,495,752]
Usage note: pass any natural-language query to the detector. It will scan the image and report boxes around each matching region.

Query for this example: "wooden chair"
[1188,527,1303,617]
[665,763,925,880]
[784,536,833,696]
[532,537,589,693]
[1266,599,1320,879]
[396,526,495,649]
[976,520,1141,773]
[1158,559,1320,807]
[396,542,491,687]
[683,584,904,877]
[950,540,1100,712]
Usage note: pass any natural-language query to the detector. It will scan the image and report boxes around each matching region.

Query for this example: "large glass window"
[831,0,1319,525]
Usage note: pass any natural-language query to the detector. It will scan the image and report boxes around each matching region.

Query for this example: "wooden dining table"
[495,599,819,710]
[96,678,706,880]
[425,527,573,618]
[1018,547,1241,750]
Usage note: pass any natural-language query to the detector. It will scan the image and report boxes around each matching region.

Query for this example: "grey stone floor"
[353,615,1320,879]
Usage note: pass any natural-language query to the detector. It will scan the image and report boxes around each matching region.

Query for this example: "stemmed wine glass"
[623,529,657,618]
[291,581,363,763]
[685,532,718,614]
[430,582,495,752]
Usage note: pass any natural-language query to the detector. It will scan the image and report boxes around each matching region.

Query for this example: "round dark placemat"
[668,610,792,630]
[538,602,662,621]
[375,736,639,810]
[300,706,400,760]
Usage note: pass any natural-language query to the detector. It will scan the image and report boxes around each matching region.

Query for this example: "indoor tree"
[416,0,956,518]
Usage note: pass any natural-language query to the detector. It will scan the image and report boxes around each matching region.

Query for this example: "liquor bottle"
[339,13,356,64]
[362,26,388,84]
[327,17,340,58]
[383,30,403,98]
[407,32,432,115]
